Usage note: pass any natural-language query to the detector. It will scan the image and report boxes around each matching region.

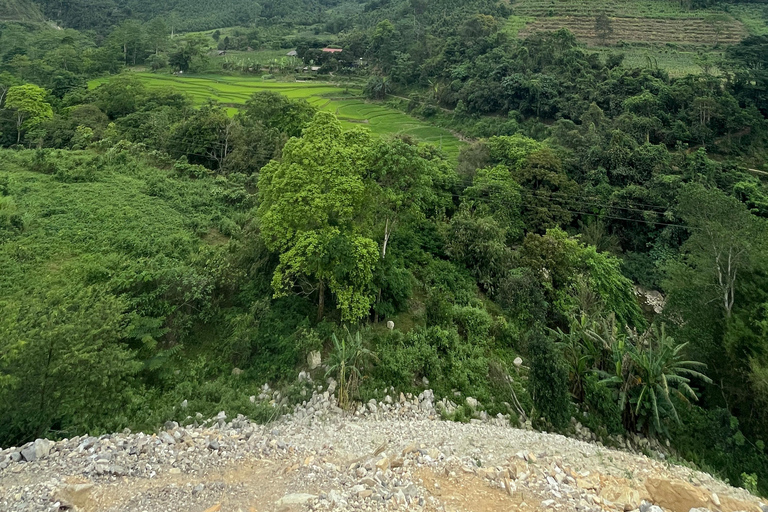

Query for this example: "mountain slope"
[29,0,353,32]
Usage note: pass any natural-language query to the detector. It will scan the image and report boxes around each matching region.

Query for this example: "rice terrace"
[89,73,464,159]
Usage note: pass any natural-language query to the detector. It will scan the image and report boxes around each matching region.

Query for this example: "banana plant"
[325,328,377,409]
[600,323,711,437]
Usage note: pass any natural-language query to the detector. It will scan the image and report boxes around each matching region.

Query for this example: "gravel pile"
[1,384,766,512]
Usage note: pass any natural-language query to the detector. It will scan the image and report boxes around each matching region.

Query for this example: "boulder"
[600,479,641,511]
[54,483,95,510]
[645,478,710,512]
[307,350,321,370]
[646,478,762,512]
[21,439,52,462]
[718,495,764,512]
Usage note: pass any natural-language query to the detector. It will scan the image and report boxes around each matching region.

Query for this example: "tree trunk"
[374,288,382,323]
[317,280,325,322]
[382,218,392,259]
[16,113,22,144]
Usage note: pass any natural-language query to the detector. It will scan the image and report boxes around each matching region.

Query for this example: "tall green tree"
[671,184,767,319]
[257,113,379,322]
[4,84,53,144]
[594,13,613,45]
[145,18,169,55]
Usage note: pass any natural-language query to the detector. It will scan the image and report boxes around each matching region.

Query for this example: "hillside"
[29,0,354,32]
[1,389,766,512]
[506,0,763,76]
[0,0,44,22]
[3,0,768,505]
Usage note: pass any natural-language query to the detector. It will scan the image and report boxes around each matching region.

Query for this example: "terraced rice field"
[89,74,463,159]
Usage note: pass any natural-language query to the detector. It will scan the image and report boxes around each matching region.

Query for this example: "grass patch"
[592,45,723,77]
[505,15,536,37]
[729,4,768,36]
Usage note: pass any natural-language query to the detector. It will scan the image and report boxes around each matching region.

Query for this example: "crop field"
[511,0,721,19]
[519,15,746,46]
[89,74,463,158]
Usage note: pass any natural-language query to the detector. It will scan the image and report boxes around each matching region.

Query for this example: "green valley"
[2,0,768,502]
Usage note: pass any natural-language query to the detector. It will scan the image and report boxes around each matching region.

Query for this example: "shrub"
[582,374,624,436]
[452,305,492,343]
[529,331,571,430]
[370,326,489,399]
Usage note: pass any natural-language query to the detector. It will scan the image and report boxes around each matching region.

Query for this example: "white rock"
[307,350,321,370]
[386,320,395,330]
[276,493,317,506]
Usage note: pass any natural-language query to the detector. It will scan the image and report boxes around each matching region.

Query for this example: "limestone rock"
[21,439,52,462]
[54,483,94,510]
[386,320,394,330]
[601,482,640,511]
[645,478,710,512]
[375,455,390,471]
[307,350,321,370]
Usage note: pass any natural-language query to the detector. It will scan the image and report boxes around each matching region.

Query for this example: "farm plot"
[90,74,462,158]
[511,0,716,19]
[519,16,747,46]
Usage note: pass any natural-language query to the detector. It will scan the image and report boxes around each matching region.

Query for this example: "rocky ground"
[1,385,767,512]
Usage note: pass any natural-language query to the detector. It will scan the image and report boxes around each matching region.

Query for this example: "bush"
[582,374,624,436]
[529,331,571,430]
[452,305,492,343]
[370,326,489,399]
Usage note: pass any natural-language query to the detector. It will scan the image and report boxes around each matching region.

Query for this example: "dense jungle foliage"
[2,0,768,497]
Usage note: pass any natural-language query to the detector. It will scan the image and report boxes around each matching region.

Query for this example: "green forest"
[2,0,768,497]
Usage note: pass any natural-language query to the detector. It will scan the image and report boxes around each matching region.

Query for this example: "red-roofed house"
[321,48,343,54]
